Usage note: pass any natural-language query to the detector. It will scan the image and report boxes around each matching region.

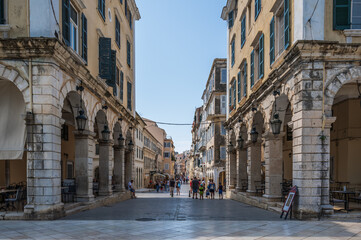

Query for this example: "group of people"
[154,179,182,195]
[190,177,223,200]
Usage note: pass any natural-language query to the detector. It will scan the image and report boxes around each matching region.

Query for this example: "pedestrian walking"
[192,177,199,199]
[156,181,160,193]
[169,178,175,197]
[189,180,192,197]
[199,184,204,200]
[176,179,181,196]
[166,179,170,192]
[208,179,216,199]
[128,180,136,199]
[218,183,223,200]
[206,189,210,199]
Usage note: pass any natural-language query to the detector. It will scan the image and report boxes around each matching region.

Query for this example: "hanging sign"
[280,185,297,220]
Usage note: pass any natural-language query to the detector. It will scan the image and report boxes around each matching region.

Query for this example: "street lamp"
[101,125,110,141]
[227,141,234,152]
[250,127,258,143]
[128,139,134,151]
[237,132,244,149]
[76,109,87,131]
[118,132,125,146]
[270,113,282,135]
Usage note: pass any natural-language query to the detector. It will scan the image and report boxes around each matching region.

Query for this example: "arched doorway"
[124,128,134,188]
[227,129,237,189]
[0,79,27,209]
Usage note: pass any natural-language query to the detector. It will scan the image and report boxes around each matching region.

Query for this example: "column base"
[246,190,257,196]
[321,204,334,216]
[98,190,112,196]
[113,185,125,192]
[235,187,242,192]
[262,194,282,202]
[24,203,65,220]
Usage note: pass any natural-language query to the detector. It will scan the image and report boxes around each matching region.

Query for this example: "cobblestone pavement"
[1,185,361,239]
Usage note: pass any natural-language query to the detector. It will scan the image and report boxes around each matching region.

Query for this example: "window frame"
[115,16,120,48]
[98,0,105,21]
[231,38,235,67]
[255,0,261,20]
[241,14,246,48]
[221,68,227,84]
[69,3,79,53]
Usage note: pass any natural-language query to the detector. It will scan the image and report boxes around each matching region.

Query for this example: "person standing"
[192,177,199,199]
[208,179,216,199]
[199,184,204,200]
[128,180,136,199]
[176,179,181,196]
[156,181,160,193]
[169,178,175,197]
[218,183,224,199]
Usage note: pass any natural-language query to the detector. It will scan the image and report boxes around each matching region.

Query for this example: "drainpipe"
[321,62,326,131]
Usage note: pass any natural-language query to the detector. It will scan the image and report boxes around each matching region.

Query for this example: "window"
[221,95,226,114]
[221,123,226,135]
[164,152,170,158]
[237,71,241,102]
[233,80,236,106]
[220,146,226,160]
[98,0,105,20]
[67,162,74,179]
[127,81,132,111]
[270,17,275,65]
[250,50,254,86]
[231,39,235,67]
[258,34,264,79]
[95,144,99,155]
[120,71,124,101]
[0,0,6,24]
[164,142,171,148]
[120,0,123,3]
[243,62,247,96]
[165,163,169,170]
[221,68,227,84]
[115,16,120,48]
[241,14,246,48]
[255,0,261,20]
[81,14,87,62]
[334,0,361,29]
[127,40,131,67]
[228,10,234,28]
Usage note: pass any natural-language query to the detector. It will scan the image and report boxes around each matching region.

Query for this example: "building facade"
[222,0,361,218]
[143,127,162,187]
[0,0,140,219]
[163,137,175,176]
[134,113,145,189]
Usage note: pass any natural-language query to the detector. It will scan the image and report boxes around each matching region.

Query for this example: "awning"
[0,81,26,160]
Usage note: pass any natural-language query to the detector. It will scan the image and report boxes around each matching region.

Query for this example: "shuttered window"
[221,95,226,114]
[229,87,232,112]
[127,40,131,67]
[125,0,128,17]
[109,50,117,96]
[127,81,132,111]
[99,37,112,80]
[232,81,236,107]
[258,34,264,79]
[115,17,120,48]
[81,14,87,62]
[120,71,124,102]
[333,0,350,30]
[231,39,235,67]
[255,0,261,20]
[120,0,123,4]
[250,50,254,87]
[270,17,275,65]
[0,0,6,24]
[241,15,246,48]
[237,71,241,102]
[62,0,70,46]
[98,0,105,20]
[228,10,234,29]
[284,0,290,48]
[243,62,247,97]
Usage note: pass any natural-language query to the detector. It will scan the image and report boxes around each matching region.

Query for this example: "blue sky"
[135,0,227,153]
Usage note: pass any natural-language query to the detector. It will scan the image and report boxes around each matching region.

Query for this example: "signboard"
[280,185,297,220]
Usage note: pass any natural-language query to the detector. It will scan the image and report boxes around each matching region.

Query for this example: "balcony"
[198,140,206,151]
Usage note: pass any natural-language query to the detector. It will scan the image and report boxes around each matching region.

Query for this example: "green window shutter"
[243,62,247,97]
[270,17,275,65]
[125,0,128,17]
[237,71,241,102]
[0,0,6,24]
[233,82,236,106]
[231,40,235,67]
[333,0,350,30]
[259,34,264,79]
[127,81,132,111]
[255,0,261,20]
[120,0,123,4]
[229,87,232,112]
[250,50,254,87]
[107,50,117,96]
[284,0,290,48]
[99,37,112,80]
[228,10,234,29]
[98,0,105,20]
[127,40,131,66]
[81,13,87,62]
[120,71,124,101]
[115,17,120,48]
[129,11,132,29]
[241,15,246,48]
[62,0,70,46]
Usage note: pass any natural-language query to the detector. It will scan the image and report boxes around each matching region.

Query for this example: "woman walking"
[176,179,181,196]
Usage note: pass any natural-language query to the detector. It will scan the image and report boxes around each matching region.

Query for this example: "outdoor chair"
[62,179,76,203]
[5,188,23,212]
[330,191,345,206]
[255,181,265,196]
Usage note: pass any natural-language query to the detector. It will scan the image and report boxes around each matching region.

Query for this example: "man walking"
[192,177,199,199]
[169,178,175,197]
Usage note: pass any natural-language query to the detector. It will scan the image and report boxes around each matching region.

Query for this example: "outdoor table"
[332,190,356,211]
[0,189,17,211]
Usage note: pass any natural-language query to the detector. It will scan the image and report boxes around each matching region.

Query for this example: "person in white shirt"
[128,180,136,199]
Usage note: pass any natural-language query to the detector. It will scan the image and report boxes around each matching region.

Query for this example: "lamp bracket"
[273,90,280,96]
[76,86,84,92]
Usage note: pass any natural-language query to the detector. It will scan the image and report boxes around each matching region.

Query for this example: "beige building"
[163,137,175,176]
[134,113,145,189]
[0,0,140,219]
[222,0,361,218]
[143,127,162,186]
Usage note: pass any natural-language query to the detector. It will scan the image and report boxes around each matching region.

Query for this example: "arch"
[59,79,77,110]
[113,122,122,146]
[324,66,361,115]
[61,91,90,131]
[270,93,292,131]
[0,64,31,112]
[252,111,265,140]
[94,110,109,140]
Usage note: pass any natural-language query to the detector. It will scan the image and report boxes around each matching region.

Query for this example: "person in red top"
[189,180,192,197]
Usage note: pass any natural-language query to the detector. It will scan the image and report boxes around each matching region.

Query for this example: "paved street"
[0,185,361,239]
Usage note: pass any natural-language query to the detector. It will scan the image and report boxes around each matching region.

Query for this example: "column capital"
[262,131,285,140]
[113,144,125,150]
[245,140,262,147]
[323,116,337,129]
[74,130,96,138]
[99,139,114,146]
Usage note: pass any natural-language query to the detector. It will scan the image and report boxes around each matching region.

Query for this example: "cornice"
[0,37,136,124]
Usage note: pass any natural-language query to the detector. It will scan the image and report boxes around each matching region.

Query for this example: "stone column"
[113,143,125,192]
[74,130,95,202]
[236,148,247,192]
[227,147,237,190]
[124,148,134,187]
[98,140,113,196]
[263,132,285,200]
[246,141,262,194]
